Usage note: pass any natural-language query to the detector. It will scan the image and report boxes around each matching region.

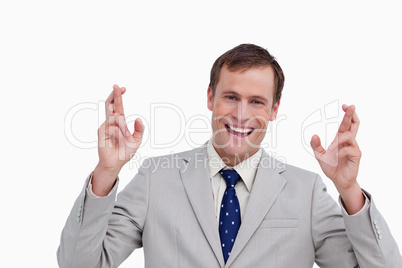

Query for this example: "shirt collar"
[207,139,262,192]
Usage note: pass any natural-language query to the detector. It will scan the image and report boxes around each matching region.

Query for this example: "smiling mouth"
[225,124,254,138]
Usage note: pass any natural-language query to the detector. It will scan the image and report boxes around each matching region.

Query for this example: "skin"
[207,66,280,166]
[92,85,144,196]
[310,104,364,214]
[92,67,364,214]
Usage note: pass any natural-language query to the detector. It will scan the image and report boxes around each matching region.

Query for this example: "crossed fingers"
[106,84,126,118]
[329,104,360,151]
[339,104,359,136]
[104,84,130,137]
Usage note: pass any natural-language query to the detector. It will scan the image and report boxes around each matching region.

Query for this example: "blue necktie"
[219,169,241,263]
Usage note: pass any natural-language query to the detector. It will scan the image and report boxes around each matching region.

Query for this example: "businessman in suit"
[57,44,401,267]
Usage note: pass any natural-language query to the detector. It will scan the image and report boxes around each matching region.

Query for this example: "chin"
[223,142,258,160]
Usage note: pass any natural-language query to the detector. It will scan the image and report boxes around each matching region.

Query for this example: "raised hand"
[93,84,144,196]
[310,104,364,214]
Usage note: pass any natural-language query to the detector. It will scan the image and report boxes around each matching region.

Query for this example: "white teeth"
[228,125,252,133]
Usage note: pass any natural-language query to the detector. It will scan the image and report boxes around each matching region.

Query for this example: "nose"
[235,100,252,123]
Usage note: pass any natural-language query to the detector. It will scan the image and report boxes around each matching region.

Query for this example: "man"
[57,44,401,267]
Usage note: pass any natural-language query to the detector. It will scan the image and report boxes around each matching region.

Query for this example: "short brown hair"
[209,44,285,105]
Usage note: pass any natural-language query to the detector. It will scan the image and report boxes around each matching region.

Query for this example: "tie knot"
[220,169,240,188]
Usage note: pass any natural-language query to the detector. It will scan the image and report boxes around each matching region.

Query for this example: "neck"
[212,142,259,167]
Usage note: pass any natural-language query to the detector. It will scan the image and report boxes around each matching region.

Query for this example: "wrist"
[95,162,121,175]
[336,181,360,197]
[337,183,365,215]
[92,163,120,197]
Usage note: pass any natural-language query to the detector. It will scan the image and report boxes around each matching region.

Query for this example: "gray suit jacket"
[57,145,401,267]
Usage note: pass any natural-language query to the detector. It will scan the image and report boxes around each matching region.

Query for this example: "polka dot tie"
[219,169,241,263]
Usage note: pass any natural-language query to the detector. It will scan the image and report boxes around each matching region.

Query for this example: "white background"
[1,1,401,267]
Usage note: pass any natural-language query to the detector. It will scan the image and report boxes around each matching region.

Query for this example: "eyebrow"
[222,90,269,103]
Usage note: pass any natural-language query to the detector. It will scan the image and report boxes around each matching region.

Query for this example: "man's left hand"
[310,104,364,214]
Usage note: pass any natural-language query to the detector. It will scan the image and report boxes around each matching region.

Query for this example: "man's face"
[207,65,280,165]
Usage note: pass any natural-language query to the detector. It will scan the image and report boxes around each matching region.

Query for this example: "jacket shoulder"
[140,145,207,171]
[280,162,321,187]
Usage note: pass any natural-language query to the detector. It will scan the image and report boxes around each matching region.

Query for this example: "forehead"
[216,65,275,98]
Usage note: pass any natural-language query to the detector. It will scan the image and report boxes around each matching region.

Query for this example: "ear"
[207,87,214,111]
[269,99,281,121]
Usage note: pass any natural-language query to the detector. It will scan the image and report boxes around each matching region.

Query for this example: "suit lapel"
[225,151,287,267]
[179,147,225,268]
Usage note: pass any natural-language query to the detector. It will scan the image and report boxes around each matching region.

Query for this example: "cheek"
[214,102,234,117]
[249,107,271,128]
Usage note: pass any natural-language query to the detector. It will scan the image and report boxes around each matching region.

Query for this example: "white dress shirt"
[206,140,262,223]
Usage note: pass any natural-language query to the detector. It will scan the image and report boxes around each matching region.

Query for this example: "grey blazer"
[57,145,401,267]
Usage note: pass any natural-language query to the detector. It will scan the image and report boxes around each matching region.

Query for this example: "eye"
[226,96,238,101]
[251,100,263,105]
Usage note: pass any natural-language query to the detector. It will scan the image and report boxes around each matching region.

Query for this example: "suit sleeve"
[57,162,150,268]
[311,174,402,268]
[341,189,402,267]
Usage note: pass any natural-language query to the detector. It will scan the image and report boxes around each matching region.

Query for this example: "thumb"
[132,118,145,143]
[310,135,325,158]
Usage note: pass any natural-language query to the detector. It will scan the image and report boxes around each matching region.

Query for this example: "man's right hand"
[92,84,144,196]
